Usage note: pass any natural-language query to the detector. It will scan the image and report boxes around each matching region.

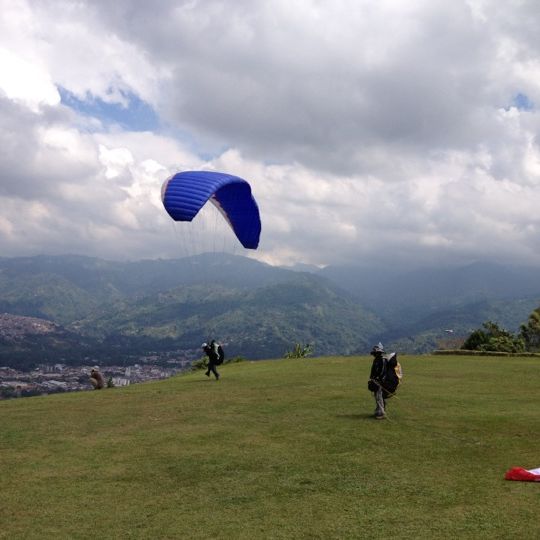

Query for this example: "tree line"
[462,306,540,353]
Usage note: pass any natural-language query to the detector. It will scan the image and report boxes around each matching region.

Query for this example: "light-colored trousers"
[373,388,386,417]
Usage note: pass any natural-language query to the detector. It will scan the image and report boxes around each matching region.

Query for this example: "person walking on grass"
[367,343,402,419]
[202,340,223,380]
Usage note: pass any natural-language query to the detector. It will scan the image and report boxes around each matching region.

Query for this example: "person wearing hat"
[202,341,220,380]
[368,343,388,419]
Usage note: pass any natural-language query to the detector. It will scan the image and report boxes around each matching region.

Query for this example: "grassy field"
[1,355,539,539]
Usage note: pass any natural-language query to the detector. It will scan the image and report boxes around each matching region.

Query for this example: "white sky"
[1,0,540,268]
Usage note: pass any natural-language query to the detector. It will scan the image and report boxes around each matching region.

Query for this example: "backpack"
[383,352,402,394]
[368,352,402,397]
[212,342,225,365]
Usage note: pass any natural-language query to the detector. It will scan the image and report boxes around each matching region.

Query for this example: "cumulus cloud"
[1,0,540,268]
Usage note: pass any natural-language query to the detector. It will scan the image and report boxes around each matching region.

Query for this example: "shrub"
[284,343,313,359]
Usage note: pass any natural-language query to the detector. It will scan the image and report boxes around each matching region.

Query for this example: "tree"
[520,307,540,352]
[462,321,525,353]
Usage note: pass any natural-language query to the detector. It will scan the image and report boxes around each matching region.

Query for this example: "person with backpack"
[367,342,402,419]
[202,340,224,380]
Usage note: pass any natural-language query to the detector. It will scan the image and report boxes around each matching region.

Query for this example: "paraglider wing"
[161,171,261,249]
[505,466,540,482]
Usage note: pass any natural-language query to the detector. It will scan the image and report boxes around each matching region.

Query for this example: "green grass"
[1,355,539,539]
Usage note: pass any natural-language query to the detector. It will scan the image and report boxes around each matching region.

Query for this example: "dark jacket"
[368,353,399,397]
[369,353,385,382]
[204,343,219,364]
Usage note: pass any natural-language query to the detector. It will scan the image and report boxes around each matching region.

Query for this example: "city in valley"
[0,313,209,398]
[0,358,195,399]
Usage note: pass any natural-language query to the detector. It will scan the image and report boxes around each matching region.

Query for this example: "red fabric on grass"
[505,467,540,482]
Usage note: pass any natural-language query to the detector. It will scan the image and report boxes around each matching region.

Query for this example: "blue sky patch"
[512,93,534,111]
[59,86,224,161]
[59,87,160,131]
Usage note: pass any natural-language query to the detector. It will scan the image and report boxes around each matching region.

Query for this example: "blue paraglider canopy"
[161,171,261,249]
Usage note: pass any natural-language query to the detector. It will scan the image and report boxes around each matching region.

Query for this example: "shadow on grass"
[336,413,375,421]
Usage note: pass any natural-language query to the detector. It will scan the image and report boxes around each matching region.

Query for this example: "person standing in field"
[367,343,402,419]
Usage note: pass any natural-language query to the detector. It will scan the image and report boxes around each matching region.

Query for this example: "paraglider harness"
[368,351,402,398]
[207,340,225,365]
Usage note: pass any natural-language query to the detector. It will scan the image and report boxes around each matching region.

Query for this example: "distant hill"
[79,274,383,358]
[0,254,385,367]
[1,254,539,365]
[0,313,102,369]
[319,261,540,311]
[318,261,540,351]
[0,254,296,324]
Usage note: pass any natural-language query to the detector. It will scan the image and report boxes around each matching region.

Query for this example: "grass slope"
[1,355,539,539]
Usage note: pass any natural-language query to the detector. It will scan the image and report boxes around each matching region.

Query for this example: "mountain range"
[317,261,540,350]
[0,254,539,368]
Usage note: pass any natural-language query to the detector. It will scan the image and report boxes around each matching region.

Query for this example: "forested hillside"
[1,254,540,366]
[318,261,540,351]
[0,255,384,367]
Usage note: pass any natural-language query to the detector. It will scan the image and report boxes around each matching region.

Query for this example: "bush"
[284,343,313,359]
